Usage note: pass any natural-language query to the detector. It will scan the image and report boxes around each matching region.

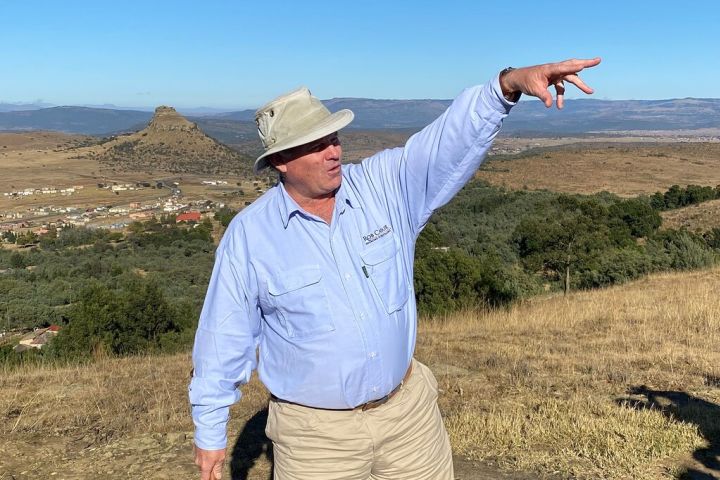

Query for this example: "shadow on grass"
[618,385,720,480]
[229,407,274,480]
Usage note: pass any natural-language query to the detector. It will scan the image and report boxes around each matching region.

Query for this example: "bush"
[48,277,184,359]
[214,206,238,227]
[648,230,717,271]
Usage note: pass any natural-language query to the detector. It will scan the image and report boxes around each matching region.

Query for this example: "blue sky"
[2,0,719,109]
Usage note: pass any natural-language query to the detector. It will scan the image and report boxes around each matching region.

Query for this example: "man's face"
[272,133,343,200]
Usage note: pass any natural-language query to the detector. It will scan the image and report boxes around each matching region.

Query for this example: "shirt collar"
[277,182,300,228]
[276,175,363,229]
[336,180,363,213]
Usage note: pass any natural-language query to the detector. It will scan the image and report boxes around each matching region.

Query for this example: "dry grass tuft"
[446,396,702,479]
[0,353,270,442]
[661,198,720,232]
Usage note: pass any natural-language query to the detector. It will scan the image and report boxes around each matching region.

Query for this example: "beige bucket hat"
[254,86,354,173]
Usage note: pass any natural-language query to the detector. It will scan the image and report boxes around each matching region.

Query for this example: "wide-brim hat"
[254,86,354,173]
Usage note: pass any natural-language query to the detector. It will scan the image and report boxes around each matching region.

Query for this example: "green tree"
[15,231,38,246]
[9,252,26,269]
[48,277,182,359]
[609,198,661,238]
[514,198,613,295]
[214,206,238,228]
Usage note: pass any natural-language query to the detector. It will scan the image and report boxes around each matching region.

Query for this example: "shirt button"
[344,273,351,280]
[372,386,379,392]
[368,351,376,358]
[359,312,365,319]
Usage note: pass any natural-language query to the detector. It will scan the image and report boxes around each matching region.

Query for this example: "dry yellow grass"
[422,268,720,478]
[661,199,720,232]
[0,131,91,151]
[477,143,720,197]
[2,269,720,478]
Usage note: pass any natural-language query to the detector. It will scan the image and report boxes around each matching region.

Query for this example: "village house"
[14,325,61,352]
[163,200,187,212]
[129,211,154,220]
[176,211,201,223]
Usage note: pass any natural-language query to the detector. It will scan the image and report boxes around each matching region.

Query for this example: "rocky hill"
[90,106,253,175]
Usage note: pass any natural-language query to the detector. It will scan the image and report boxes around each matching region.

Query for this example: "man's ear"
[268,154,288,173]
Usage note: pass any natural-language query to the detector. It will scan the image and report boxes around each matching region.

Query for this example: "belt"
[271,362,413,412]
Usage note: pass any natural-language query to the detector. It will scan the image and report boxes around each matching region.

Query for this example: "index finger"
[554,57,602,76]
[571,57,602,70]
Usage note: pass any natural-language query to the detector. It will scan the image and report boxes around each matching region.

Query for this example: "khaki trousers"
[265,359,454,480]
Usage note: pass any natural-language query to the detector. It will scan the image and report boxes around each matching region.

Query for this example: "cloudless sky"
[1,0,719,109]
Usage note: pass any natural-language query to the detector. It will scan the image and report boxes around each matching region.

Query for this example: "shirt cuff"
[192,420,228,450]
[489,74,518,112]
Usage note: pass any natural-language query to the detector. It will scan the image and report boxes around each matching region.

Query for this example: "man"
[190,57,601,480]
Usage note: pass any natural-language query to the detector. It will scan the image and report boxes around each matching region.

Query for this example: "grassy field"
[2,267,719,479]
[661,199,720,232]
[477,143,720,197]
[427,267,720,479]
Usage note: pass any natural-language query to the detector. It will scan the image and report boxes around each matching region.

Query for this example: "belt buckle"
[359,364,412,411]
[360,393,390,411]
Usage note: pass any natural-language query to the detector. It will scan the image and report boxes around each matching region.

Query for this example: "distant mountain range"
[0,106,152,135]
[505,97,720,134]
[0,102,54,112]
[1,97,719,137]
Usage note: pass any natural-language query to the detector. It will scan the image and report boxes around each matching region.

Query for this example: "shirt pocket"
[266,265,336,340]
[360,234,409,314]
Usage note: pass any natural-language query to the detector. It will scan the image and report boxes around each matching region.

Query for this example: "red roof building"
[176,211,202,223]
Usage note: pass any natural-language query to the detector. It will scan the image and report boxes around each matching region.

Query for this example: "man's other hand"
[500,57,601,109]
[194,444,226,480]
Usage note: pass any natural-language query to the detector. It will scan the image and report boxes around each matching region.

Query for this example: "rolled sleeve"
[189,234,260,450]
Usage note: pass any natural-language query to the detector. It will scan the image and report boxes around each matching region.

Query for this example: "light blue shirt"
[189,76,514,450]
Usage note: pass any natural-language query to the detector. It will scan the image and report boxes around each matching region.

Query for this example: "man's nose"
[324,143,341,158]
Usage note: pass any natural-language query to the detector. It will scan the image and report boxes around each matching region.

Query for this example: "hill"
[216,97,453,130]
[502,97,720,134]
[88,106,253,175]
[0,101,53,112]
[661,198,720,232]
[0,106,152,134]
[215,96,720,134]
[1,267,719,479]
[3,97,720,137]
[0,131,91,150]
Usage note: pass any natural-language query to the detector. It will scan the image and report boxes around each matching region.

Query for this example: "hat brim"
[254,109,354,173]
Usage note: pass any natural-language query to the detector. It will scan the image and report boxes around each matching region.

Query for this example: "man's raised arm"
[358,57,601,236]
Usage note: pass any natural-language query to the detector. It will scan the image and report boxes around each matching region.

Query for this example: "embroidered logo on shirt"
[362,224,392,245]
